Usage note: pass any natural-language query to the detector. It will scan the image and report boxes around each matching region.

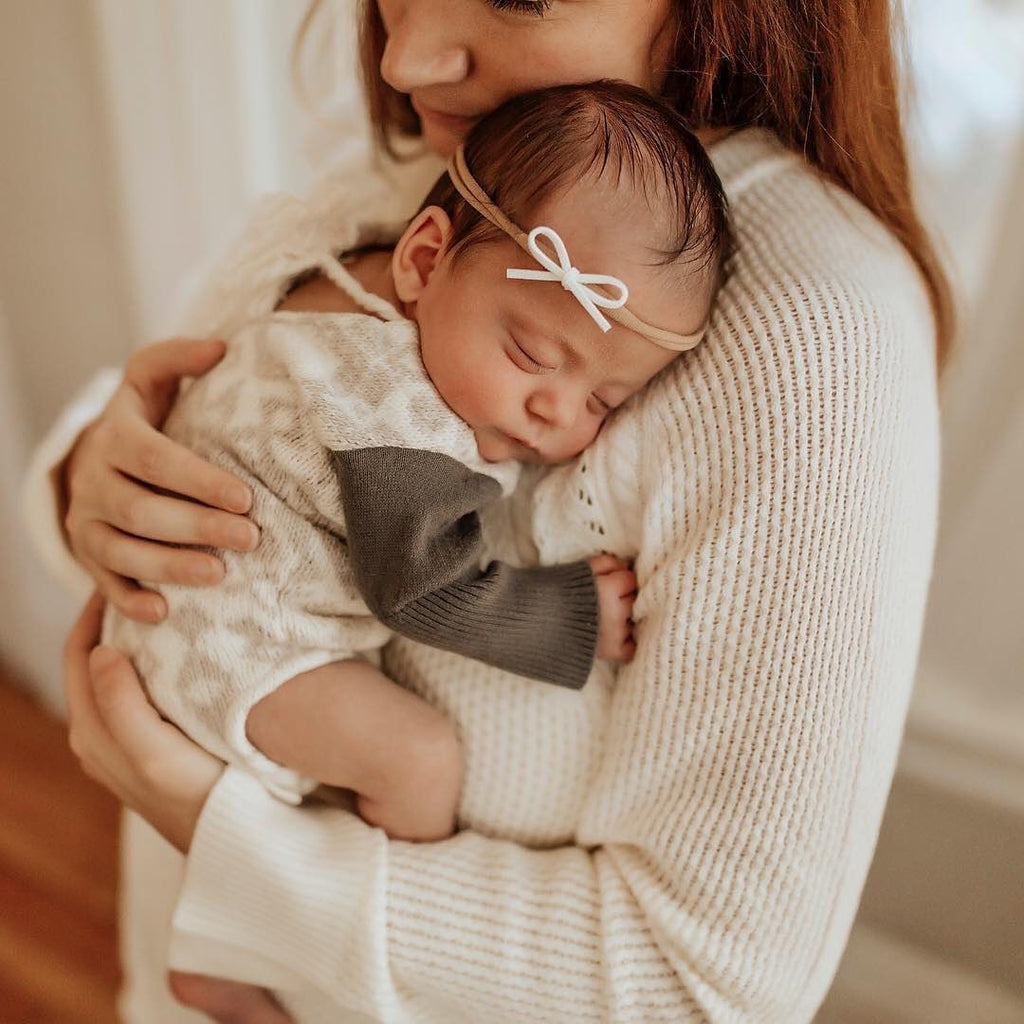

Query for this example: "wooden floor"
[0,672,120,1023]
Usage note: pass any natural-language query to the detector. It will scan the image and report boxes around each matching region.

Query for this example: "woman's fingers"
[110,415,251,514]
[95,470,258,551]
[64,593,117,768]
[124,338,228,423]
[84,558,166,622]
[61,337,254,598]
[62,592,222,852]
[90,522,225,588]
[88,646,164,756]
[86,639,224,851]
[63,591,107,694]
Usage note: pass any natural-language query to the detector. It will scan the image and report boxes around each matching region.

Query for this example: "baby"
[103,81,730,853]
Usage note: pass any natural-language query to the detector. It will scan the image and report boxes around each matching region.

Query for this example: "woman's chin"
[419,120,463,158]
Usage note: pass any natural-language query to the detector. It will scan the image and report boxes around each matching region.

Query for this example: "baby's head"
[391,80,731,464]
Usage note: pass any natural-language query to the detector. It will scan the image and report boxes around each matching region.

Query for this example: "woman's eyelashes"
[487,0,552,17]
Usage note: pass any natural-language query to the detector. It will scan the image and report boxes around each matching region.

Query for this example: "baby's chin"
[474,429,583,466]
[475,430,537,464]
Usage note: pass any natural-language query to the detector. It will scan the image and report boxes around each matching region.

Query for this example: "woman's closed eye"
[487,0,553,18]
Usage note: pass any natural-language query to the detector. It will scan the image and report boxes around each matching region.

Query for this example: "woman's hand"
[63,591,224,853]
[62,338,260,623]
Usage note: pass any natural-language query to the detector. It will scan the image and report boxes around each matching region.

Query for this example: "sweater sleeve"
[21,366,122,599]
[333,446,598,689]
[169,238,940,1021]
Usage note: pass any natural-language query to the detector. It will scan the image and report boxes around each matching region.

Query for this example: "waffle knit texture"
[25,127,940,1022]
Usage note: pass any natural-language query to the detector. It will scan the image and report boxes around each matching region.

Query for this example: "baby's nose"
[527,388,580,431]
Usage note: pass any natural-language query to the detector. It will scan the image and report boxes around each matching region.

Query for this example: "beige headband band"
[446,144,706,352]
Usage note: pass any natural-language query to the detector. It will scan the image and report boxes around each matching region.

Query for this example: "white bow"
[506,226,629,333]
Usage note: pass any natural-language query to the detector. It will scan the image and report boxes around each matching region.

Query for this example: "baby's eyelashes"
[509,339,557,374]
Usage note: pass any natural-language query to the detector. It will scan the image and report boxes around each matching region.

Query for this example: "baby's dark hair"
[420,80,732,284]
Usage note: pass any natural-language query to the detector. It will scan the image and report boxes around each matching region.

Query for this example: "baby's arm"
[334,446,615,689]
[245,658,462,843]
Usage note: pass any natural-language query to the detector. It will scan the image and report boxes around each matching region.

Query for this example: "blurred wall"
[0,1,133,442]
[0,0,346,702]
[0,1,135,700]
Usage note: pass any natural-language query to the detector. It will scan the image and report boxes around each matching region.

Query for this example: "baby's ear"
[392,206,453,303]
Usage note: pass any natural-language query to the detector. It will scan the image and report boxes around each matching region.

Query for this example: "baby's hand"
[588,554,637,663]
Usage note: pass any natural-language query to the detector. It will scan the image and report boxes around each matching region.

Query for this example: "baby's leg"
[246,659,463,842]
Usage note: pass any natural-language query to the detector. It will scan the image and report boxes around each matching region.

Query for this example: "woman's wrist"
[160,761,224,855]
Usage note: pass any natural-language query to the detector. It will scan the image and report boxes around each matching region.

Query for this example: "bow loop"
[506,225,629,333]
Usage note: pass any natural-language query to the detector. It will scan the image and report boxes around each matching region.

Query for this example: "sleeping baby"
[102,80,730,848]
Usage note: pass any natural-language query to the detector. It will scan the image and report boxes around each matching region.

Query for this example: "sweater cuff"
[21,367,121,600]
[501,558,598,689]
[391,558,599,690]
[170,768,405,1017]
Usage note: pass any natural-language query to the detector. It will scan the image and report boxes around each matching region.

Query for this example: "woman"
[42,0,949,1020]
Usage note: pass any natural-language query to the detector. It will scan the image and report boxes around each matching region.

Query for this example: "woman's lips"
[411,98,479,134]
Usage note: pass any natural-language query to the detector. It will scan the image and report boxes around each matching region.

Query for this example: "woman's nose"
[379,5,470,93]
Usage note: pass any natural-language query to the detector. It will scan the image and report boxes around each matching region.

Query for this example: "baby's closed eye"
[508,338,556,373]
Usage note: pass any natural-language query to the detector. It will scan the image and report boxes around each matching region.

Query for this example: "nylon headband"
[446,145,706,352]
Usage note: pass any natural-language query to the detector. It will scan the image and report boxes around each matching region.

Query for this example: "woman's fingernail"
[89,645,120,673]
[226,486,251,512]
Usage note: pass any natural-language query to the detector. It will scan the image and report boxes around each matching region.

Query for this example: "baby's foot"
[168,969,294,1023]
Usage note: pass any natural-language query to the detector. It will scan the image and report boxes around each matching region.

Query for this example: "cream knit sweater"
[24,128,940,1022]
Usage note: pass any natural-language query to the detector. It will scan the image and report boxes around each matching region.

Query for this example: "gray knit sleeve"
[331,446,598,689]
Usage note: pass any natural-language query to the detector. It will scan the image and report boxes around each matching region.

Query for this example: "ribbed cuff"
[171,768,405,1018]
[501,559,598,689]
[390,558,599,690]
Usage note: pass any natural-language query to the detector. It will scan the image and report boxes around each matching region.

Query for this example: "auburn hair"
[296,0,953,371]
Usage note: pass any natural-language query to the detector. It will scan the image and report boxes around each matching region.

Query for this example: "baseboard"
[817,923,1024,1023]
[853,679,1024,997]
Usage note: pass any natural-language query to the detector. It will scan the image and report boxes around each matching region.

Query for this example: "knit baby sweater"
[101,250,599,801]
[24,127,940,1022]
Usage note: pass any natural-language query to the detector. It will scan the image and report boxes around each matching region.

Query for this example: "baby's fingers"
[606,568,638,598]
[588,553,631,576]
